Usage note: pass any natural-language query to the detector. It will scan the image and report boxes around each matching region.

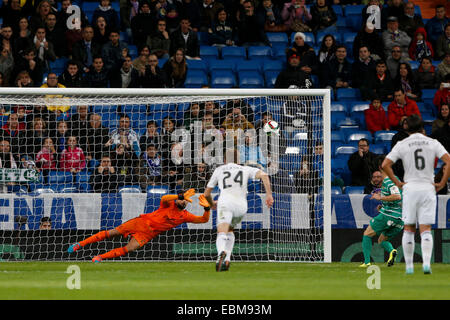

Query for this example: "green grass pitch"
[0,262,449,300]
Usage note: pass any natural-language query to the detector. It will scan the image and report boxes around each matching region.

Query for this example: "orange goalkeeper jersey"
[138,196,210,234]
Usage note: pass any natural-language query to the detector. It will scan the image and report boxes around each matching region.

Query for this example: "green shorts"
[369,214,404,239]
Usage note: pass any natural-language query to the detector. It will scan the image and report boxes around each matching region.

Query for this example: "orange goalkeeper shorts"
[115,217,157,247]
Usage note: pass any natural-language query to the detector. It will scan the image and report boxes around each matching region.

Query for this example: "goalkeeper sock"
[420,231,433,269]
[225,232,235,262]
[380,240,394,253]
[80,230,110,247]
[216,232,228,255]
[402,230,415,271]
[362,235,372,264]
[100,246,128,260]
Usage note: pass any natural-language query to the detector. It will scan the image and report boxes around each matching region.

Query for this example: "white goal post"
[0,87,331,263]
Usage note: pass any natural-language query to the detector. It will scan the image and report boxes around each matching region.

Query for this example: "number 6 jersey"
[386,133,448,185]
[206,163,260,212]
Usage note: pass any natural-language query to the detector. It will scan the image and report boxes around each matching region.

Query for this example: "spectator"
[318,34,337,64]
[170,17,200,59]
[41,73,71,116]
[425,4,449,50]
[0,46,13,86]
[347,138,379,186]
[140,53,166,88]
[56,0,89,32]
[70,105,90,151]
[13,47,43,86]
[183,102,202,132]
[353,21,385,61]
[395,62,421,101]
[162,48,187,88]
[437,53,450,81]
[435,163,449,195]
[132,45,150,74]
[58,60,83,88]
[147,18,171,59]
[321,45,352,90]
[294,158,320,194]
[291,32,319,76]
[92,16,111,47]
[408,27,434,61]
[110,142,139,184]
[130,1,155,47]
[224,98,255,125]
[137,143,163,189]
[139,120,161,152]
[256,0,287,33]
[72,26,102,73]
[351,46,377,89]
[309,0,337,33]
[105,114,141,158]
[361,59,395,102]
[237,133,266,169]
[90,155,122,193]
[202,100,227,127]
[198,0,224,32]
[152,0,180,33]
[382,16,411,60]
[159,116,176,160]
[29,0,54,33]
[386,45,410,80]
[436,23,450,61]
[413,56,439,90]
[275,47,311,89]
[64,16,83,56]
[237,0,270,47]
[433,74,450,112]
[381,0,405,29]
[54,120,70,156]
[364,170,383,194]
[1,25,14,57]
[280,0,312,33]
[208,8,237,49]
[254,112,273,131]
[44,12,66,58]
[92,0,120,32]
[0,0,25,35]
[86,113,109,161]
[83,56,110,88]
[431,103,449,136]
[221,107,254,132]
[177,0,201,31]
[39,217,52,230]
[101,29,128,73]
[13,70,34,88]
[1,113,25,156]
[14,17,34,56]
[182,162,211,193]
[59,135,86,174]
[398,1,424,39]
[35,137,57,181]
[364,96,390,134]
[110,54,140,88]
[362,0,383,32]
[387,87,421,130]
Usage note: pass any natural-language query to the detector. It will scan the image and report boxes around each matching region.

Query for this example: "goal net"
[0,88,331,262]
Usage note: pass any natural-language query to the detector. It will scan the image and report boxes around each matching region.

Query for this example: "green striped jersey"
[379,176,402,219]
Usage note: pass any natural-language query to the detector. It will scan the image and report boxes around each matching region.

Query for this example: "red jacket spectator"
[387,90,421,130]
[36,146,57,170]
[365,100,390,134]
[60,145,86,172]
[433,86,450,112]
[408,27,434,61]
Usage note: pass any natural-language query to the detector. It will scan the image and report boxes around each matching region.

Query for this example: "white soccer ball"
[263,120,280,136]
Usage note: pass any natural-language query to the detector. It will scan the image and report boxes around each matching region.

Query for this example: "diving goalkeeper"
[67,189,211,262]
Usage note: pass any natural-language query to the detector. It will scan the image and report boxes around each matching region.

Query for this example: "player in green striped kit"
[360,157,404,267]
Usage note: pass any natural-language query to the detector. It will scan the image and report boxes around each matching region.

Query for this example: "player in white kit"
[203,150,274,272]
[382,115,450,274]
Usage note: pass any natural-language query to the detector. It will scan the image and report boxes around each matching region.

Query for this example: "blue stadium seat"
[197,31,209,45]
[271,45,287,60]
[101,112,120,129]
[421,112,435,124]
[210,70,236,88]
[336,88,361,101]
[238,71,264,88]
[147,185,169,194]
[345,5,364,31]
[331,102,349,113]
[184,70,209,88]
[262,60,284,73]
[264,71,279,88]
[200,46,219,61]
[48,171,73,184]
[350,101,370,113]
[334,144,358,156]
[346,130,372,143]
[221,46,247,60]
[336,16,352,33]
[186,59,208,73]
[119,186,142,193]
[267,32,289,46]
[127,45,138,59]
[82,2,99,12]
[158,57,168,68]
[123,104,147,115]
[345,186,365,194]
[421,89,437,101]
[342,32,357,45]
[248,180,262,193]
[374,130,395,143]
[345,4,364,15]
[337,116,359,131]
[236,60,263,74]
[208,59,236,73]
[331,111,348,130]
[49,58,68,74]
[331,186,343,194]
[78,182,92,192]
[331,130,345,142]
[409,60,420,70]
[248,46,272,61]
[370,143,386,155]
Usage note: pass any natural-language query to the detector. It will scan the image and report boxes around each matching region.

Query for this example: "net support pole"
[322,89,332,263]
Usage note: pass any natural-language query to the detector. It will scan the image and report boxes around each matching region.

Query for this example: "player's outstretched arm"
[203,187,216,209]
[255,170,274,208]
[160,188,196,207]
[185,195,211,224]
[435,153,450,192]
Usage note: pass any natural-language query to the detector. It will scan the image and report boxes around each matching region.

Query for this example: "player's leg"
[417,189,436,274]
[93,237,142,263]
[419,224,433,274]
[378,234,397,267]
[223,227,235,271]
[401,186,417,274]
[216,222,230,272]
[402,225,416,274]
[68,229,120,253]
[360,226,376,267]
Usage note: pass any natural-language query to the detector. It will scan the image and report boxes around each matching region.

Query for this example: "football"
[263,120,280,136]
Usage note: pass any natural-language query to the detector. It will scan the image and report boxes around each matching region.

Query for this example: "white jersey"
[386,133,448,185]
[207,163,260,212]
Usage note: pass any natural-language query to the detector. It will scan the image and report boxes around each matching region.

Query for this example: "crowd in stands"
[0,0,448,195]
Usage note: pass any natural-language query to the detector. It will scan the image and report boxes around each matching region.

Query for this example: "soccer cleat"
[92,256,103,263]
[405,267,414,275]
[423,265,432,274]
[359,263,371,268]
[221,261,230,272]
[215,251,226,272]
[387,249,397,267]
[68,242,81,253]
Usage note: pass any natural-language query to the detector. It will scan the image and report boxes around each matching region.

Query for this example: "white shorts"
[216,207,246,228]
[402,183,436,226]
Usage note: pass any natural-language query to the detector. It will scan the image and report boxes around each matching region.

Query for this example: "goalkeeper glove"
[178,188,196,203]
[199,194,211,211]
